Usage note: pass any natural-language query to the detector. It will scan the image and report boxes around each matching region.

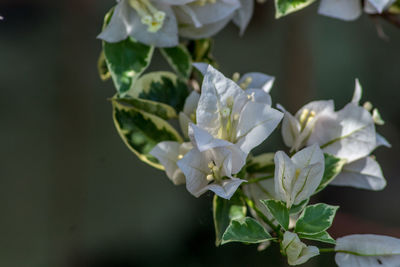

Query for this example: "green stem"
[246,175,273,184]
[239,190,282,238]
[319,248,335,253]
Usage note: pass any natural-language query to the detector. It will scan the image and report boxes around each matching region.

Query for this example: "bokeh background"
[1,1,399,266]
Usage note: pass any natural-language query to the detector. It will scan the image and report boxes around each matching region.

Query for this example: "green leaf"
[246,153,275,174]
[299,231,336,245]
[128,72,189,113]
[260,199,289,230]
[213,194,247,246]
[315,154,347,194]
[275,0,316,18]
[112,100,183,169]
[295,203,339,234]
[160,45,192,80]
[289,199,309,215]
[104,38,154,94]
[98,50,110,81]
[116,97,177,120]
[187,39,217,66]
[222,217,273,245]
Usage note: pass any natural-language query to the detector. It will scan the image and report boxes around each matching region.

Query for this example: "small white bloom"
[150,141,193,185]
[179,91,200,138]
[98,0,188,47]
[335,234,400,267]
[282,231,319,266]
[274,144,324,208]
[177,145,245,199]
[194,64,283,159]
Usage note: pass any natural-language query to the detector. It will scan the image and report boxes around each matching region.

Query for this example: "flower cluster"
[98,0,254,47]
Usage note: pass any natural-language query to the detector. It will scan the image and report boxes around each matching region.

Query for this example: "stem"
[246,175,273,184]
[319,248,335,253]
[239,190,282,238]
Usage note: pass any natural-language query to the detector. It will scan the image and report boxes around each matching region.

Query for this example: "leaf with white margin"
[299,231,336,245]
[294,203,338,234]
[274,144,325,208]
[246,153,275,174]
[150,141,192,185]
[282,231,319,266]
[160,44,192,79]
[315,153,347,194]
[275,0,316,18]
[335,234,400,267]
[260,199,289,230]
[330,156,386,191]
[221,217,273,245]
[310,103,376,162]
[318,0,362,21]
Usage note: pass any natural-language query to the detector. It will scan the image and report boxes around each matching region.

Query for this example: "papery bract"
[282,231,319,266]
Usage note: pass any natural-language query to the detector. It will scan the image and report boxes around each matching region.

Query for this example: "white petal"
[150,141,192,185]
[178,15,233,39]
[158,0,195,5]
[177,148,210,197]
[376,133,391,148]
[291,162,324,205]
[281,111,301,149]
[330,157,386,190]
[295,100,335,119]
[179,112,191,138]
[183,91,200,116]
[318,0,362,21]
[196,64,245,136]
[184,0,240,25]
[233,0,254,35]
[97,0,133,42]
[239,72,275,93]
[207,177,246,199]
[192,62,209,75]
[245,89,272,105]
[335,234,400,267]
[352,79,363,104]
[274,151,296,204]
[283,232,320,266]
[235,103,283,154]
[367,0,395,13]
[309,103,376,162]
[291,143,325,169]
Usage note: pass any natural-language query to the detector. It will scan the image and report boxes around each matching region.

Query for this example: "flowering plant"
[97,1,399,266]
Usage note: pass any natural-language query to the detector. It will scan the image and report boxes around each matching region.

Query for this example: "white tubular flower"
[193,64,283,161]
[173,0,242,39]
[177,145,245,199]
[150,141,193,185]
[98,0,191,47]
[335,234,400,267]
[179,91,200,138]
[330,156,386,190]
[279,100,335,153]
[318,0,395,21]
[274,144,324,209]
[282,232,319,266]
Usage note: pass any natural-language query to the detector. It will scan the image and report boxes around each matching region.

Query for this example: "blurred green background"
[1,1,399,266]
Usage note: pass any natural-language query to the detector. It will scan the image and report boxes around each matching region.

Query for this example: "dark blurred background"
[1,1,399,266]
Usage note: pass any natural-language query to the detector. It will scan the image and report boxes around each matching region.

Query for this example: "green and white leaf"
[213,194,247,246]
[160,45,192,80]
[289,199,309,215]
[112,100,182,169]
[275,0,316,18]
[98,50,110,81]
[295,203,338,234]
[315,154,347,194]
[103,37,154,95]
[246,153,275,174]
[221,217,273,245]
[260,199,289,230]
[299,231,336,245]
[127,71,189,113]
[116,97,177,120]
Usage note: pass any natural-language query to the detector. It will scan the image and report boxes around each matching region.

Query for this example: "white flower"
[282,232,319,266]
[233,0,254,35]
[193,64,283,160]
[318,0,395,21]
[179,90,200,138]
[150,141,192,185]
[98,0,191,47]
[177,144,245,199]
[173,0,242,39]
[335,234,400,267]
[274,144,324,208]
